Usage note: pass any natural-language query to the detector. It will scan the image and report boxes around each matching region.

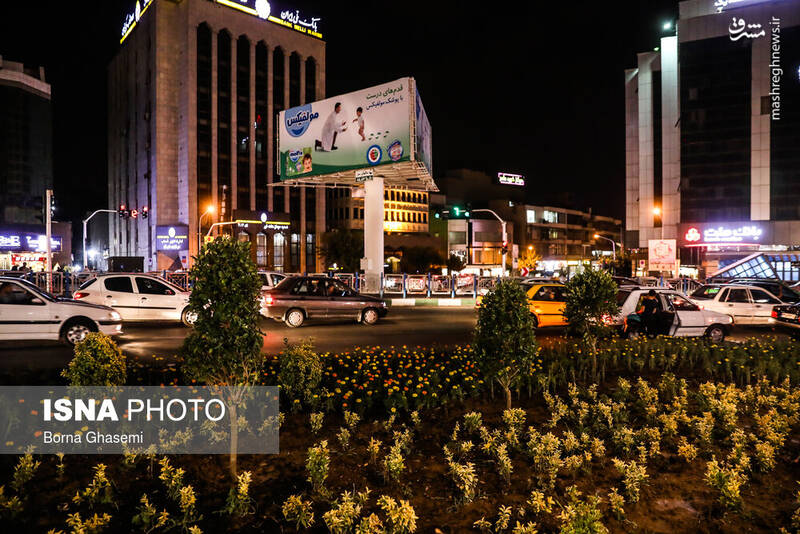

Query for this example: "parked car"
[772,303,800,338]
[689,284,783,325]
[258,271,287,292]
[715,278,800,304]
[72,273,196,326]
[614,287,733,342]
[261,276,387,327]
[0,277,122,345]
[612,276,640,287]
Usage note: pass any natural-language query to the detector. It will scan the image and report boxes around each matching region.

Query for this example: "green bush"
[473,279,537,410]
[61,333,126,386]
[279,339,322,410]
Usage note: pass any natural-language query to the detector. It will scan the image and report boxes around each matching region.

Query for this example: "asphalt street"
[0,307,793,371]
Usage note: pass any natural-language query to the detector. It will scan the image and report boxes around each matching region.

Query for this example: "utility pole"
[472,209,508,277]
[45,189,53,293]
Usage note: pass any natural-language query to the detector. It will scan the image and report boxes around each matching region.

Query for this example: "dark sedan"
[772,304,800,338]
[261,276,388,327]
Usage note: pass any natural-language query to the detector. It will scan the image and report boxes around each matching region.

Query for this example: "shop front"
[230,210,293,272]
[0,225,66,270]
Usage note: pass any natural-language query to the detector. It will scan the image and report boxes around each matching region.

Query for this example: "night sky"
[0,0,678,229]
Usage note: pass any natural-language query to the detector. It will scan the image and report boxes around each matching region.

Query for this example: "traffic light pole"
[472,209,508,277]
[82,209,117,269]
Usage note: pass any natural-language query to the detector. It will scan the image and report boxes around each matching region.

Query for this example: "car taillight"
[771,309,778,318]
[601,314,613,325]
[264,295,274,306]
[73,292,89,299]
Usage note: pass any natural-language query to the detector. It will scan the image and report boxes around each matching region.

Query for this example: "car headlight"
[110,311,121,321]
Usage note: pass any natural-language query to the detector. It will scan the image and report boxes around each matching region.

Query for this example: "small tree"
[319,230,364,271]
[400,246,444,273]
[517,246,542,271]
[62,333,126,386]
[181,237,264,479]
[446,254,466,275]
[278,339,322,411]
[473,279,537,410]
[563,268,620,373]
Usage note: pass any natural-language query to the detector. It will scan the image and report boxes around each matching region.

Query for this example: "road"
[0,307,792,370]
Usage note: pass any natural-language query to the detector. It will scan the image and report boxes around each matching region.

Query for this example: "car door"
[289,278,328,318]
[0,281,54,339]
[101,276,139,320]
[135,277,180,320]
[665,292,706,336]
[748,288,781,325]
[723,288,753,325]
[530,285,565,326]
[324,279,360,319]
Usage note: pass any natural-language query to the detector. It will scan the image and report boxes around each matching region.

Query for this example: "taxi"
[524,282,568,328]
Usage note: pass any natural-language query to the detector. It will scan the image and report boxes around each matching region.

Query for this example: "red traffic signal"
[141,206,149,219]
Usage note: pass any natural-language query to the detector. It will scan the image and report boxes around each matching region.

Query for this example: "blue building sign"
[155,226,190,251]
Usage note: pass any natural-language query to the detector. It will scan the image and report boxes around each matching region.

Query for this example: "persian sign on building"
[648,239,677,272]
[679,222,769,247]
[278,78,430,180]
[155,226,189,251]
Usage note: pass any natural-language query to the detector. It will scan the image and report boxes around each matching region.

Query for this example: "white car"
[689,284,783,326]
[259,271,287,292]
[614,287,733,342]
[73,274,196,326]
[0,277,122,345]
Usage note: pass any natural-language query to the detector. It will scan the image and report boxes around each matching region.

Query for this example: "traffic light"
[501,241,508,256]
[49,194,56,218]
[130,208,139,219]
[118,204,129,218]
[141,206,149,219]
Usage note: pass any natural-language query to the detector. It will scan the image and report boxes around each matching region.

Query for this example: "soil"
[2,387,798,533]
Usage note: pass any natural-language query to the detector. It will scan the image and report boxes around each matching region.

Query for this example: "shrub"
[278,339,322,410]
[563,269,619,359]
[474,279,538,410]
[282,494,315,529]
[306,440,331,493]
[61,333,126,386]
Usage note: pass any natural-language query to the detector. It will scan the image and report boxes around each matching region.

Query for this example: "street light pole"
[82,209,116,269]
[593,234,617,261]
[472,209,508,276]
[198,205,215,255]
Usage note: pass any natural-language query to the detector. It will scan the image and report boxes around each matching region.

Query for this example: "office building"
[0,56,52,225]
[108,0,326,271]
[327,187,430,234]
[625,0,800,280]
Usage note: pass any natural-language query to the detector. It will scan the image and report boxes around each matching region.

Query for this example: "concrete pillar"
[210,29,218,217]
[265,44,273,212]
[249,40,256,210]
[230,36,237,211]
[363,177,385,292]
[283,52,290,216]
[297,53,307,271]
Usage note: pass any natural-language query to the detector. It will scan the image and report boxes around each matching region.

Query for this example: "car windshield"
[11,279,56,302]
[274,277,295,290]
[616,290,631,306]
[78,277,98,290]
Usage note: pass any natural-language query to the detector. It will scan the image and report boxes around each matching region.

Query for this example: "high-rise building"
[625,0,800,280]
[327,187,430,234]
[0,56,52,225]
[108,0,326,271]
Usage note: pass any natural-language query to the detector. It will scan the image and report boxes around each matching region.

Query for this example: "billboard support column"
[362,177,384,293]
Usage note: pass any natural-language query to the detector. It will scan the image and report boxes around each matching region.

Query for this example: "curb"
[388,298,476,307]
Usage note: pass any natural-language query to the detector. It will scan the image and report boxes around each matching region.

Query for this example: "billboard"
[648,239,677,272]
[414,85,432,175]
[679,221,769,247]
[155,226,189,251]
[278,78,414,180]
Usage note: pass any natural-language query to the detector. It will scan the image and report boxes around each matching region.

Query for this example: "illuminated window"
[526,209,536,223]
[256,233,267,266]
[273,233,285,272]
[543,210,558,223]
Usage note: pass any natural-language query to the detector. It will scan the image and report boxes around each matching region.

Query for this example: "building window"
[526,209,536,223]
[238,231,250,243]
[256,233,268,266]
[305,57,317,103]
[305,234,315,272]
[290,233,300,270]
[543,210,558,223]
[273,233,285,271]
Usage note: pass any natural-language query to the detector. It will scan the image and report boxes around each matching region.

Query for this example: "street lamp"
[472,209,508,276]
[82,209,117,269]
[198,205,216,253]
[653,206,661,216]
[594,234,617,261]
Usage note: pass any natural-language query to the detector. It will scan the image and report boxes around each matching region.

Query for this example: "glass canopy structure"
[710,252,800,283]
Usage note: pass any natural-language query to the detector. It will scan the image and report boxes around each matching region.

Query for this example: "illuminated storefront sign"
[214,0,323,39]
[497,172,525,186]
[119,0,154,44]
[0,232,62,253]
[155,226,189,251]
[680,222,767,246]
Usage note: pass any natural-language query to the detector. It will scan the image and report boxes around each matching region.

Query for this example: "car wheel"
[362,308,379,325]
[285,308,305,328]
[531,314,539,329]
[181,307,198,327]
[62,319,97,346]
[706,325,725,343]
